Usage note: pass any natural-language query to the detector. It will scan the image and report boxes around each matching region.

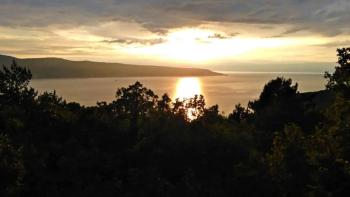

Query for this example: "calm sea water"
[30,73,326,114]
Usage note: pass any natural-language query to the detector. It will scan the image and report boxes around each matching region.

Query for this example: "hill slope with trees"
[0,48,350,196]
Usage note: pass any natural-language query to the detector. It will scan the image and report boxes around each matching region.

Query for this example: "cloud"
[0,0,350,36]
[316,40,350,48]
[208,33,239,39]
[269,26,309,38]
[280,27,309,36]
[101,38,165,46]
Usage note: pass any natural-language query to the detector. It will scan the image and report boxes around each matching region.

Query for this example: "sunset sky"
[1,0,349,70]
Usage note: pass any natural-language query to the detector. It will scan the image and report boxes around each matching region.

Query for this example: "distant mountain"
[0,54,222,78]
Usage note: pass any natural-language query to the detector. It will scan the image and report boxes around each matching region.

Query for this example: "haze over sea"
[30,72,325,114]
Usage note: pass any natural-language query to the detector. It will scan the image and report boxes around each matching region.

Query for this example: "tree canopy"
[1,48,350,196]
[325,48,350,91]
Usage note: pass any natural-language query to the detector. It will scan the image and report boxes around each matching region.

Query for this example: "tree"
[249,77,298,112]
[157,94,172,113]
[0,60,36,105]
[0,134,24,196]
[266,124,310,196]
[202,104,222,123]
[247,77,303,150]
[172,95,206,121]
[325,48,350,91]
[111,82,159,140]
[113,81,158,119]
[186,95,206,120]
[228,104,250,123]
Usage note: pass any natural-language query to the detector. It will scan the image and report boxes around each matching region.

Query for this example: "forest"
[1,48,350,197]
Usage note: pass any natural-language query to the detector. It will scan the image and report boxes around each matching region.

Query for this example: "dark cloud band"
[0,0,349,36]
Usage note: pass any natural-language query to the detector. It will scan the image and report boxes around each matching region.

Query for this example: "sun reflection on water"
[174,77,202,100]
[174,77,203,120]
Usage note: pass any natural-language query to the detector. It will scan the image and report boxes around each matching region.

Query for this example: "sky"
[0,0,349,71]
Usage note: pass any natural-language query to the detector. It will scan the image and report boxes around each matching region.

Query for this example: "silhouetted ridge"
[0,54,222,78]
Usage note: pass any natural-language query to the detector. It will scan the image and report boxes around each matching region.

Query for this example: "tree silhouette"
[0,134,24,196]
[249,77,298,112]
[113,81,158,119]
[157,94,172,113]
[0,60,36,105]
[266,124,310,196]
[228,104,250,123]
[325,48,350,91]
[0,51,350,196]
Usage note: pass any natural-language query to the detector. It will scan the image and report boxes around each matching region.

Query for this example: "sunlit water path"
[30,73,326,114]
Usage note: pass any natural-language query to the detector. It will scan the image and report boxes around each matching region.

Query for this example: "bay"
[30,73,326,114]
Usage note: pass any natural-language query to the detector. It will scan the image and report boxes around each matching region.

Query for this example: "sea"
[30,72,326,115]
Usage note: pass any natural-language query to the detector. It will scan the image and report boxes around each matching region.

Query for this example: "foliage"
[0,134,24,197]
[249,77,298,112]
[325,48,350,91]
[0,60,36,106]
[1,49,350,196]
[228,103,251,123]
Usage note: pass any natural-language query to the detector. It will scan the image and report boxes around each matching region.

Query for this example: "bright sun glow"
[174,77,203,120]
[122,28,296,63]
[174,77,202,100]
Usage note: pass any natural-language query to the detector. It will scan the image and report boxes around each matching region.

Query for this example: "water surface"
[30,73,326,114]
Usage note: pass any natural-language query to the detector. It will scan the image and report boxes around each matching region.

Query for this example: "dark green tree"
[325,48,350,91]
[0,60,36,105]
[228,104,250,123]
[266,124,310,196]
[0,134,24,197]
[248,77,303,150]
[249,77,298,112]
[113,81,158,119]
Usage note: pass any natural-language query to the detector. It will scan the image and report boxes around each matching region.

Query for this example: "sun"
[122,27,294,63]
[123,28,221,63]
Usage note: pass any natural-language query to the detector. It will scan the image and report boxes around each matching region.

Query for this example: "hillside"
[0,54,222,78]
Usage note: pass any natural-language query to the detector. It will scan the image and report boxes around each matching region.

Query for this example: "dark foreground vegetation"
[1,48,350,197]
